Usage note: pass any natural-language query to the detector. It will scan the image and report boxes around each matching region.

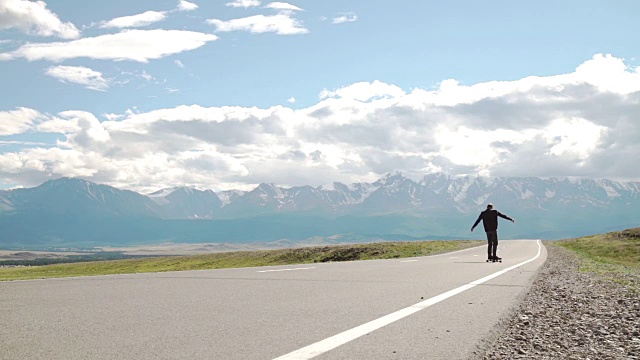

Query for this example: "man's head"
[487,203,493,209]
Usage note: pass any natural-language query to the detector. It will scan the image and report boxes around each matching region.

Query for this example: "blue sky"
[1,0,639,192]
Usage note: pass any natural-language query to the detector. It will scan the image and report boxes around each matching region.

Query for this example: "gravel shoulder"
[473,242,640,360]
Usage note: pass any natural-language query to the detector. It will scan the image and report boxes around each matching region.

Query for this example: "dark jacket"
[472,209,513,232]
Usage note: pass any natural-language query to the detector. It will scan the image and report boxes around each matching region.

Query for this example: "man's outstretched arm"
[497,212,515,223]
[471,215,482,231]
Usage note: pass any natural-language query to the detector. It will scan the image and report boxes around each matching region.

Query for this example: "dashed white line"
[257,267,316,273]
[400,260,418,263]
[272,240,542,360]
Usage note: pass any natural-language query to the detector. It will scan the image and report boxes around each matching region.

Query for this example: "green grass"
[0,240,483,281]
[557,227,640,269]
[556,227,640,291]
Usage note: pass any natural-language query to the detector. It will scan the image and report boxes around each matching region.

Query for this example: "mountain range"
[1,173,639,249]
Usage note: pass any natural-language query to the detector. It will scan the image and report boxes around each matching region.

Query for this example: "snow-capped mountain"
[149,187,223,219]
[0,177,160,217]
[1,173,639,248]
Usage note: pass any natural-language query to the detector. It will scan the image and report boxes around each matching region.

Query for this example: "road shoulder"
[472,242,640,359]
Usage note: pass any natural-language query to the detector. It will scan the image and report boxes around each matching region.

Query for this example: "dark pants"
[486,230,498,258]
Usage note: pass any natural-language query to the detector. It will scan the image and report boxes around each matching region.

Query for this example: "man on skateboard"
[471,203,515,262]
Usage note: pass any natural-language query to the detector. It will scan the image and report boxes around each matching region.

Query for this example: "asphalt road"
[0,240,546,360]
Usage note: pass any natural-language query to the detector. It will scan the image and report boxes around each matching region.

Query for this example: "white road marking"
[257,267,316,273]
[273,240,542,360]
[400,260,418,263]
[449,256,458,259]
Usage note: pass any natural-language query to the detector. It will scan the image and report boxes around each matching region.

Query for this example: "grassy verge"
[556,227,640,291]
[0,240,483,281]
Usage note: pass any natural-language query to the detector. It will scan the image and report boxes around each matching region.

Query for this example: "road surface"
[0,240,546,359]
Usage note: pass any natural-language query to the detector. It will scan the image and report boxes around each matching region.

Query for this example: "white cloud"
[175,59,185,68]
[59,111,111,144]
[0,29,218,62]
[0,107,45,135]
[36,111,111,153]
[0,140,40,146]
[103,113,124,121]
[99,11,167,29]
[226,0,260,8]
[287,97,296,103]
[207,14,308,35]
[3,54,640,190]
[264,2,304,12]
[177,0,198,11]
[0,147,101,181]
[45,65,109,91]
[544,118,606,160]
[0,0,79,39]
[320,80,406,102]
[333,12,357,24]
[573,53,640,94]
[140,70,154,82]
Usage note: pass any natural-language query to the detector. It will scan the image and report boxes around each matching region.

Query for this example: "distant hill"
[1,173,639,248]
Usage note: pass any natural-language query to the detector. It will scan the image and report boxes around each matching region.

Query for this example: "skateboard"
[486,257,502,263]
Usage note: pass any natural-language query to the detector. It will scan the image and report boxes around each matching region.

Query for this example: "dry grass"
[0,240,483,281]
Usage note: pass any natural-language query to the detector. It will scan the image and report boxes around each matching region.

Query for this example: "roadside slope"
[474,241,640,359]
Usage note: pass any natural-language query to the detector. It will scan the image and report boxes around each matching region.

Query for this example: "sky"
[0,0,639,193]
